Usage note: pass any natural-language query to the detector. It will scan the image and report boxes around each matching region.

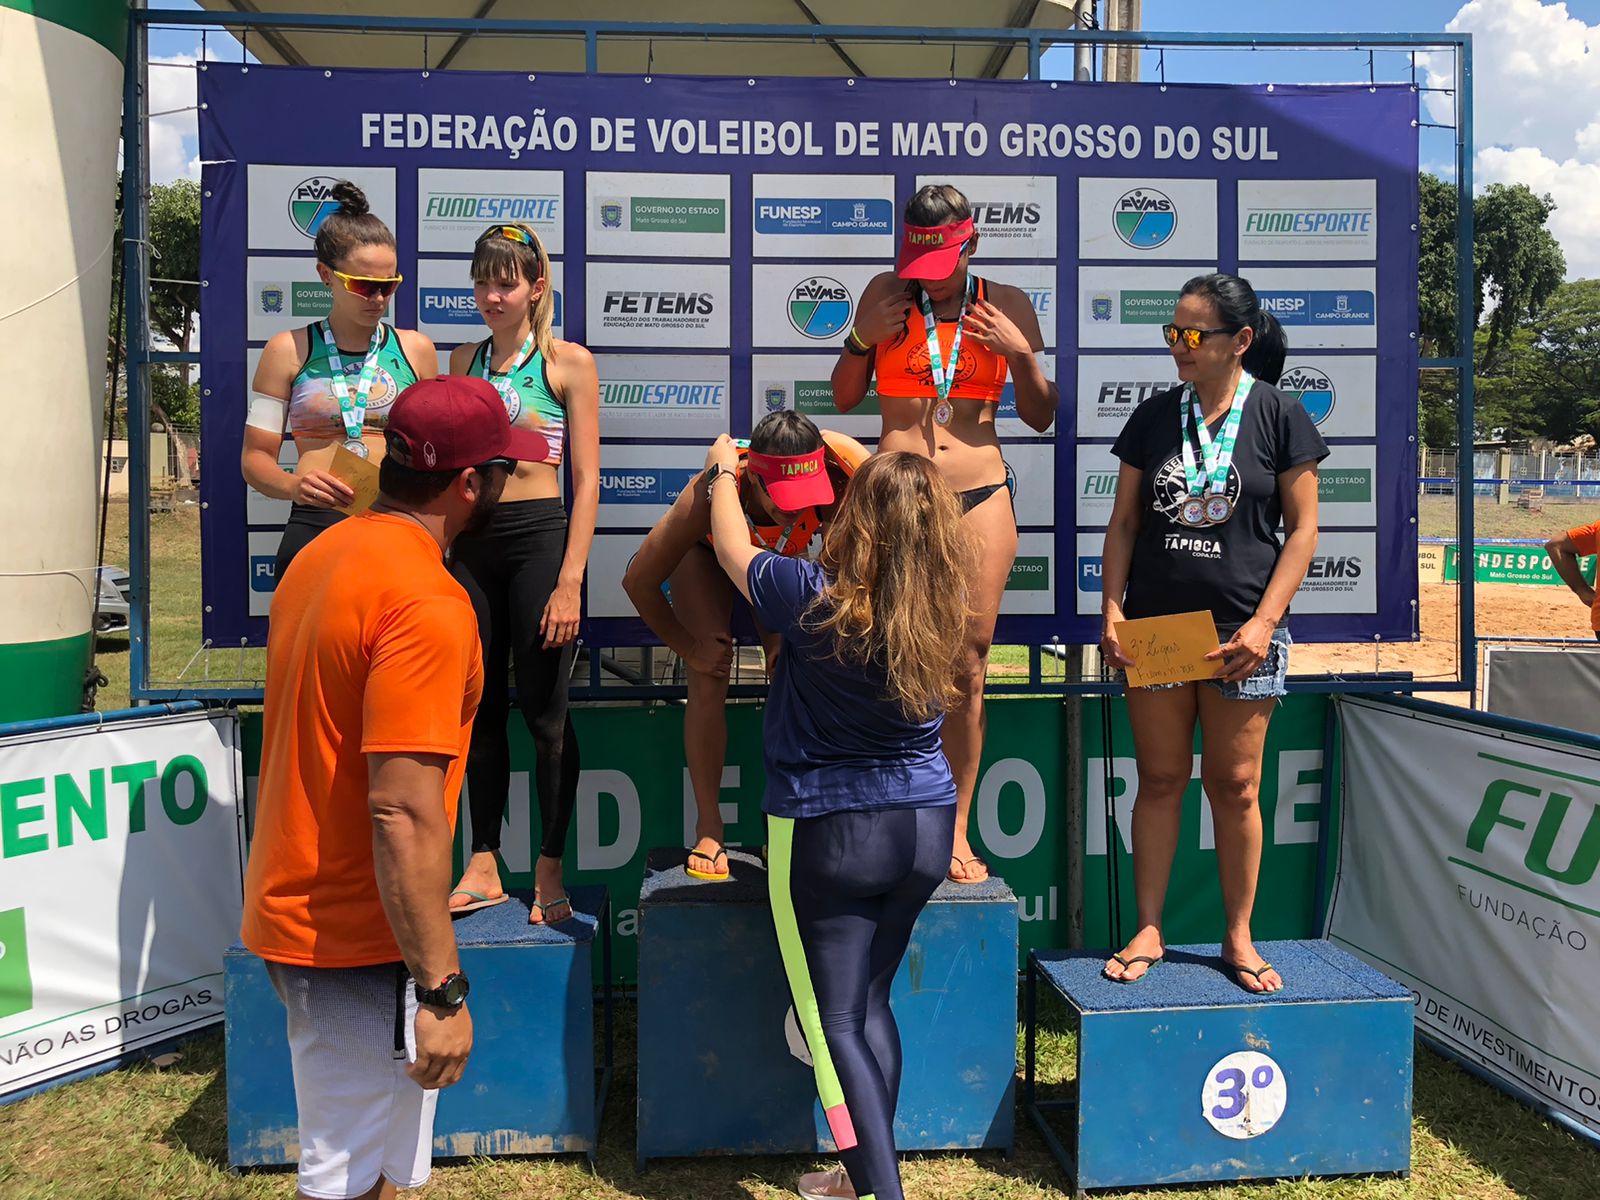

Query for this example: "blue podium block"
[1025,940,1412,1194]
[636,847,1017,1167]
[225,885,612,1168]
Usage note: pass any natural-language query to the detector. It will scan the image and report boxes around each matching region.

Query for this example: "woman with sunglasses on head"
[1098,273,1326,993]
[832,183,1058,887]
[445,223,600,925]
[243,181,436,577]
[703,439,973,1200]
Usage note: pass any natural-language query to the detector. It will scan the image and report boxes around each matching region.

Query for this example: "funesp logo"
[287,176,345,238]
[250,556,276,592]
[1114,187,1177,249]
[1078,556,1104,592]
[1466,756,1600,888]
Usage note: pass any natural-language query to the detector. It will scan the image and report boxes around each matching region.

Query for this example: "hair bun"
[331,180,370,217]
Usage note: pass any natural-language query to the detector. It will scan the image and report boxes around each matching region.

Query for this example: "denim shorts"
[1122,627,1291,700]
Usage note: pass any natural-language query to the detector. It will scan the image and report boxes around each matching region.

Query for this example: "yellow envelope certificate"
[1115,610,1223,688]
[328,443,381,515]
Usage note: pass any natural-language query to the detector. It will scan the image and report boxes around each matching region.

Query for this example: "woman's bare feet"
[528,853,572,925]
[1103,925,1165,982]
[1222,935,1283,992]
[448,851,504,911]
[686,816,730,881]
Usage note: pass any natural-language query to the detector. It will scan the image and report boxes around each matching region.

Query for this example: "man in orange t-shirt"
[1546,522,1600,638]
[242,375,547,1200]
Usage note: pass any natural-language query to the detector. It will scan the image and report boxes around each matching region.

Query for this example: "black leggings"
[768,805,954,1200]
[450,498,579,861]
[273,504,344,582]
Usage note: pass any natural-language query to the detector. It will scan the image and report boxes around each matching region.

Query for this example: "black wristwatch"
[703,463,736,492]
[414,971,470,1009]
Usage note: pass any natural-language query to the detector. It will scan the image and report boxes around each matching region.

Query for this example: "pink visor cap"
[747,446,834,510]
[895,216,975,280]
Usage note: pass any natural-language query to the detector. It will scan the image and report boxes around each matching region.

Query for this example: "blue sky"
[144,0,1600,276]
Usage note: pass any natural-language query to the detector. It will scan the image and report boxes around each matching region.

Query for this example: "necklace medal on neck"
[920,275,975,427]
[322,321,386,460]
[1179,370,1253,526]
[475,327,538,423]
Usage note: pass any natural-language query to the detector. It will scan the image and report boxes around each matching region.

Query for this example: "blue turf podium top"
[224,883,606,958]
[1032,940,1411,1012]
[638,845,1016,906]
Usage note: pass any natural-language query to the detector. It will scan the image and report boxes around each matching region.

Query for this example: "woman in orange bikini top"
[829,182,1059,894]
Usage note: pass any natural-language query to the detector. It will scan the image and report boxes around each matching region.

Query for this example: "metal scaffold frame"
[119,8,1475,703]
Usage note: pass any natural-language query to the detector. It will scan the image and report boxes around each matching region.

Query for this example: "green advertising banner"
[242,698,1069,982]
[1080,693,1331,948]
[1442,543,1597,587]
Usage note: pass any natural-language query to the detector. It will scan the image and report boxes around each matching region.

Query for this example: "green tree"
[1417,171,1459,356]
[108,177,202,483]
[1474,182,1566,374]
[1525,278,1600,441]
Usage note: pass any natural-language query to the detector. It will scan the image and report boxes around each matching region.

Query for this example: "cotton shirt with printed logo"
[243,512,484,968]
[747,553,955,819]
[1111,379,1327,631]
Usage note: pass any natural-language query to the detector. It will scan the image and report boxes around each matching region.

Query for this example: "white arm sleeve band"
[246,392,289,434]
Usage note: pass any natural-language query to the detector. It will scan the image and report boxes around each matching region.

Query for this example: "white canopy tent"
[187,1,1098,78]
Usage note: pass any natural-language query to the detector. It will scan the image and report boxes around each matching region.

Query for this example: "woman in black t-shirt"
[1099,273,1327,993]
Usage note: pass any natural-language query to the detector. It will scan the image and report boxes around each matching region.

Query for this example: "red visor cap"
[895,217,975,281]
[384,375,548,470]
[747,446,834,511]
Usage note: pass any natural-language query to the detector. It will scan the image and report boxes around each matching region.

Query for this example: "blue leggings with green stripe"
[768,804,954,1200]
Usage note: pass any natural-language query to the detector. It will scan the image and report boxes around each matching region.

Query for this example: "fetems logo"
[788,276,853,339]
[1114,187,1176,250]
[287,176,345,239]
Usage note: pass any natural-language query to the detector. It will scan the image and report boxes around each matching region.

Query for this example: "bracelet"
[843,327,872,356]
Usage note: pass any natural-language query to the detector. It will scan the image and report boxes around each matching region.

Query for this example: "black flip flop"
[1103,953,1163,983]
[1223,959,1282,992]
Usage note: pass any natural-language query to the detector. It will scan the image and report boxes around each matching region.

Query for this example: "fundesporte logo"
[1114,187,1176,250]
[287,176,346,239]
[788,276,853,339]
[1279,365,1337,426]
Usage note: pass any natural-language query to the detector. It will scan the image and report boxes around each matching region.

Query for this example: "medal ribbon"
[474,327,539,416]
[1180,370,1254,498]
[918,274,976,403]
[322,321,387,442]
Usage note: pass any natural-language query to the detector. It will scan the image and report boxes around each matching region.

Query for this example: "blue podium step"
[1025,940,1413,1194]
[636,846,1018,1167]
[225,884,612,1168]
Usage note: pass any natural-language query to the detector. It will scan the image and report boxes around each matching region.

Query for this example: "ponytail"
[1179,272,1288,385]
[1243,310,1286,385]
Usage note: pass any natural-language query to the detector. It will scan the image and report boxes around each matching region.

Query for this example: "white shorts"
[266,960,438,1199]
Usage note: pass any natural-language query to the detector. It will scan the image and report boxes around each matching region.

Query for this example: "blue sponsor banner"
[754,197,893,235]
[200,68,1417,648]
[599,468,699,506]
[1260,289,1376,326]
[249,556,276,593]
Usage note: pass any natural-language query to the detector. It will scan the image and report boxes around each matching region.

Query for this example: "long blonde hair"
[807,453,976,721]
[470,221,558,361]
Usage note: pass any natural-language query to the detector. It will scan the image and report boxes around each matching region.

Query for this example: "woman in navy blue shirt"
[704,437,974,1200]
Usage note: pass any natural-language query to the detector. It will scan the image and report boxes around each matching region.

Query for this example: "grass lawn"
[1,996,1594,1199]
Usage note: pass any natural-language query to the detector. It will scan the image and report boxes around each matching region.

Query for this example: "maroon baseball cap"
[383,375,548,470]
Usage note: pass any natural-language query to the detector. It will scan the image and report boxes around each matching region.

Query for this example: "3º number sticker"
[1201,1050,1287,1139]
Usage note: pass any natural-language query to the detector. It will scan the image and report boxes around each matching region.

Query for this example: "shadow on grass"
[161,1033,234,1171]
[1411,1041,1597,1200]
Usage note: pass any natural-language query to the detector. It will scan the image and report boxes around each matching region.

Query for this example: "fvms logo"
[788,276,853,339]
[287,176,345,239]
[1280,365,1336,426]
[1114,187,1176,250]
